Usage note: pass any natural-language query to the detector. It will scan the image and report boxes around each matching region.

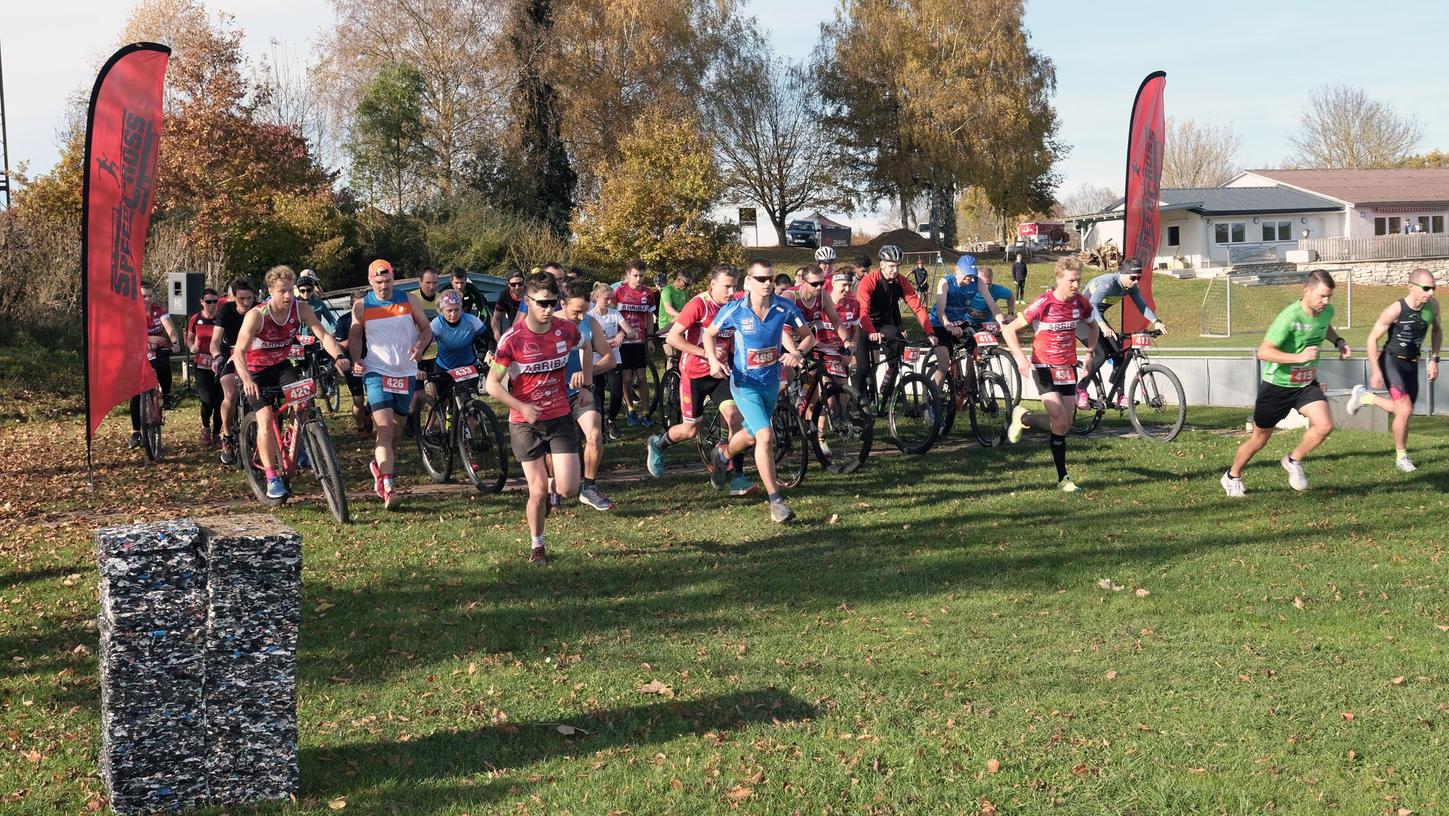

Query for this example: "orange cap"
[368,259,394,276]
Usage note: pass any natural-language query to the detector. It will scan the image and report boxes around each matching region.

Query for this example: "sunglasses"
[1414,283,1436,292]
[509,281,525,287]
[1128,275,1143,281]
[530,297,558,309]
[751,275,773,284]
[802,279,824,288]
[202,299,220,305]
[297,287,313,294]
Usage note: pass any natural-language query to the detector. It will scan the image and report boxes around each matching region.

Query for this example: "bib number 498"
[746,347,777,369]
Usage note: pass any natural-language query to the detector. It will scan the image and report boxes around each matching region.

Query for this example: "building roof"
[1073,186,1340,225]
[803,211,850,229]
[1244,168,1449,207]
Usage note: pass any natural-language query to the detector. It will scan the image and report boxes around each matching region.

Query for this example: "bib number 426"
[382,375,411,395]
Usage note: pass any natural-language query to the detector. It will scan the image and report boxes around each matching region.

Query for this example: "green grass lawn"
[3,386,1447,813]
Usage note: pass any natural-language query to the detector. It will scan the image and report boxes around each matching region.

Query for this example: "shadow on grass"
[299,688,816,806]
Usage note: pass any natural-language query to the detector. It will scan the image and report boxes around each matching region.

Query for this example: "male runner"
[492,272,525,340]
[232,266,351,498]
[1003,256,1097,493]
[702,259,816,523]
[211,277,257,464]
[646,264,755,495]
[486,273,585,564]
[614,260,656,427]
[1078,258,1168,409]
[413,268,443,410]
[1221,269,1350,496]
[561,279,617,510]
[1347,268,1441,472]
[449,266,490,320]
[349,259,433,509]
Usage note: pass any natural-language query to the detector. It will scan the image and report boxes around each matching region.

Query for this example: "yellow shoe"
[1007,405,1028,444]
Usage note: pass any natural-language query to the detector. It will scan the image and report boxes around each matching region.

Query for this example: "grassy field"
[4,345,1448,814]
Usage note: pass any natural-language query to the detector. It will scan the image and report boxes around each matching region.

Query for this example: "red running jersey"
[145,303,169,337]
[1022,290,1091,366]
[614,283,655,345]
[816,294,860,349]
[188,312,218,367]
[244,302,301,372]
[675,294,734,380]
[493,316,581,423]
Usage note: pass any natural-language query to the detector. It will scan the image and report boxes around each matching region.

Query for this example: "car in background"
[784,219,820,249]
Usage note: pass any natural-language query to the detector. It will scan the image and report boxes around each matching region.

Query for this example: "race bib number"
[281,378,316,405]
[1127,332,1153,349]
[288,345,305,361]
[382,375,411,395]
[448,365,479,382]
[196,353,215,368]
[1288,365,1316,385]
[1050,365,1078,385]
[974,332,998,347]
[981,322,1000,333]
[746,347,777,369]
[146,349,156,362]
[824,357,848,378]
[902,346,923,364]
[297,334,317,346]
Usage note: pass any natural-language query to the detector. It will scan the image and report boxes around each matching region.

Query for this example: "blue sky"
[7,0,1447,200]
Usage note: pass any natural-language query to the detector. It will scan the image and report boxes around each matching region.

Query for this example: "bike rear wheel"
[695,406,725,467]
[810,380,872,473]
[414,393,454,482]
[771,397,808,489]
[888,373,942,454]
[318,366,341,414]
[303,418,350,523]
[1070,373,1106,437]
[458,399,508,493]
[981,347,1021,402]
[660,369,684,430]
[1128,363,1187,442]
[237,412,284,507]
[141,389,164,462]
[640,359,663,421]
[969,371,1013,447]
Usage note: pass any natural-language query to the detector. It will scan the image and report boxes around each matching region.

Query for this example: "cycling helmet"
[297,269,319,285]
[814,246,837,262]
[878,244,904,262]
[1120,257,1144,274]
[955,255,977,276]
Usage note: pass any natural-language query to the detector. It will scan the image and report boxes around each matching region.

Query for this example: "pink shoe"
[1076,390,1089,410]
[369,461,385,500]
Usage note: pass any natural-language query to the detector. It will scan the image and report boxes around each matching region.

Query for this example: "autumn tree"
[572,113,738,274]
[1162,117,1242,187]
[708,38,839,241]
[1397,149,1449,168]
[346,63,434,213]
[1289,84,1421,169]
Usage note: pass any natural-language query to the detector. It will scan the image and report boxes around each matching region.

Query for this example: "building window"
[1375,216,1402,236]
[1261,220,1292,242]
[1214,222,1246,244]
[1416,215,1445,233]
[1166,225,1180,245]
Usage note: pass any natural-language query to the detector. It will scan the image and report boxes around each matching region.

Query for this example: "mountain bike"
[771,381,809,490]
[237,377,349,523]
[790,350,872,473]
[413,364,509,493]
[293,336,341,414]
[861,334,943,455]
[936,328,1015,447]
[138,349,165,462]
[1071,329,1187,442]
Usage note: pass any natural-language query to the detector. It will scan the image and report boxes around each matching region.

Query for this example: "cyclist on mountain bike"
[815,246,838,282]
[211,277,256,465]
[1078,258,1168,409]
[129,281,181,450]
[816,266,861,361]
[852,244,937,401]
[233,266,351,499]
[929,255,1006,388]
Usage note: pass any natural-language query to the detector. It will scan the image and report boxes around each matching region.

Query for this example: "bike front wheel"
[414,393,454,482]
[810,380,872,474]
[1070,373,1106,437]
[771,397,808,489]
[888,373,942,454]
[1128,363,1187,442]
[458,399,508,493]
[237,412,284,507]
[303,419,350,523]
[141,389,164,462]
[969,371,1014,447]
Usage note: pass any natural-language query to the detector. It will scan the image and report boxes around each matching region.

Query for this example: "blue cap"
[955,255,978,275]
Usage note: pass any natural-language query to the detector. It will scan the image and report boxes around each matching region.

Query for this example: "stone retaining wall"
[1299,257,1449,285]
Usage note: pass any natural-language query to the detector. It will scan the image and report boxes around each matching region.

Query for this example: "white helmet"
[814,246,837,262]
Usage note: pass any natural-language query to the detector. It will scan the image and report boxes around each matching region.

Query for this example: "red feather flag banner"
[81,43,171,473]
[1121,70,1166,334]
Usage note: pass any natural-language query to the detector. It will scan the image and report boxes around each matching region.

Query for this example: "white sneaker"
[1280,455,1308,491]
[1220,470,1245,497]
[1007,405,1028,444]
[1346,384,1368,416]
[1395,456,1418,473]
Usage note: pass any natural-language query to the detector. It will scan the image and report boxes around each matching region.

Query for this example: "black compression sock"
[583,477,595,487]
[767,491,783,503]
[1050,433,1067,481]
[656,433,673,449]
[732,453,746,473]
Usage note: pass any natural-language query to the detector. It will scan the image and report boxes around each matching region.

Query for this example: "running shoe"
[638,415,654,428]
[1280,455,1308,491]
[370,461,385,500]
[730,474,758,497]
[768,498,795,523]
[645,434,666,478]
[605,419,620,441]
[1395,455,1418,473]
[709,443,731,491]
[1006,405,1028,444]
[626,410,641,427]
[549,491,563,511]
[1220,470,1246,497]
[529,546,549,565]
[382,476,400,510]
[200,429,213,447]
[128,432,142,449]
[1346,384,1368,416]
[1113,393,1127,409]
[266,476,289,499]
[579,484,615,510]
[1075,390,1089,409]
[1058,476,1080,493]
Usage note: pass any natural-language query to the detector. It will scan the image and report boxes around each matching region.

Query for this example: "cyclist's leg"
[878,324,903,398]
[851,335,872,395]
[153,350,173,398]
[196,368,221,436]
[255,404,280,471]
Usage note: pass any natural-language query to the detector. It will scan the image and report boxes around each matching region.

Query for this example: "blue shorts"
[363,371,415,416]
[730,380,778,436]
